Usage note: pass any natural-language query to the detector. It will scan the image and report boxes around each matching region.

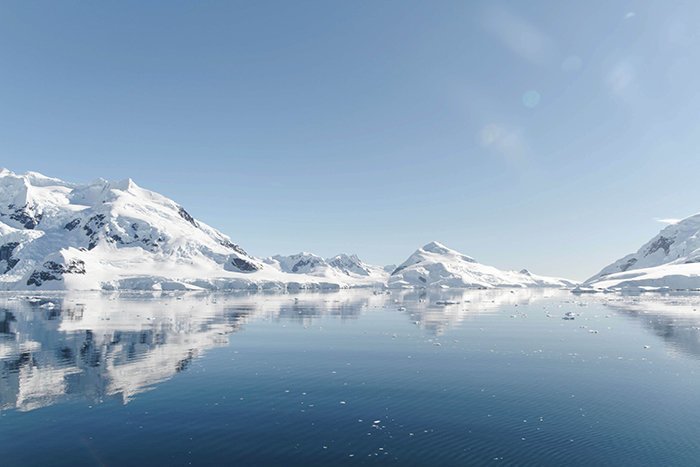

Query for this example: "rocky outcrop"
[26,259,86,287]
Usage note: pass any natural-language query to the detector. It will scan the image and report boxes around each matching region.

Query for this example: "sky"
[2,0,700,280]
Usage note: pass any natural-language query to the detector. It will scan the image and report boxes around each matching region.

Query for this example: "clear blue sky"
[2,0,700,280]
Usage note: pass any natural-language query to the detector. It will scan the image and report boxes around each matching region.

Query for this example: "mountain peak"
[417,241,476,263]
[0,170,263,290]
[0,169,579,291]
[116,178,138,191]
[390,242,575,289]
[422,241,449,252]
[88,177,139,192]
[24,170,52,180]
[327,253,375,277]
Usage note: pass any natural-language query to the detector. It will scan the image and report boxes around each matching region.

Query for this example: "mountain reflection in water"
[3,289,700,414]
[0,289,551,412]
[603,294,700,359]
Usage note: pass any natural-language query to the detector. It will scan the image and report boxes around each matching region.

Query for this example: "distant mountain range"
[8,168,694,292]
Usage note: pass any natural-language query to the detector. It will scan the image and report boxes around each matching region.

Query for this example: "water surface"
[1,289,700,466]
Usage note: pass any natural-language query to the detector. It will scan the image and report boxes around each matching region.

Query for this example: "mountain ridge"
[0,169,577,291]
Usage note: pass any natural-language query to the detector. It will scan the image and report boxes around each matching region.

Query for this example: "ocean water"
[1,289,699,466]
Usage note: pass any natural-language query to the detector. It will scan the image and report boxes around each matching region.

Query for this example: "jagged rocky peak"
[327,253,372,276]
[263,251,388,284]
[267,252,328,274]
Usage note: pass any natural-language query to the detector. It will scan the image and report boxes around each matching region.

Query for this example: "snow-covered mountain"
[0,169,273,290]
[328,253,383,277]
[587,214,700,290]
[0,169,389,291]
[0,169,577,291]
[388,241,577,289]
[263,252,387,286]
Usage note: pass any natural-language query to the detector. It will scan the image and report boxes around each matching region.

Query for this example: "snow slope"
[0,170,364,291]
[0,169,577,291]
[587,214,700,290]
[263,252,387,286]
[388,241,577,289]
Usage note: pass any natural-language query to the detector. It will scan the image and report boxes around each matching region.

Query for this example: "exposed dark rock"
[178,206,198,228]
[83,214,106,250]
[0,242,20,273]
[109,234,123,244]
[291,258,323,273]
[230,257,260,272]
[220,239,248,256]
[4,258,19,273]
[8,204,42,229]
[27,259,86,287]
[327,255,370,276]
[0,242,19,263]
[64,219,81,231]
[646,236,674,256]
[620,257,638,271]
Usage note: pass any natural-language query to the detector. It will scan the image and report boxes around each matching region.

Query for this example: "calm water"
[1,289,700,466]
